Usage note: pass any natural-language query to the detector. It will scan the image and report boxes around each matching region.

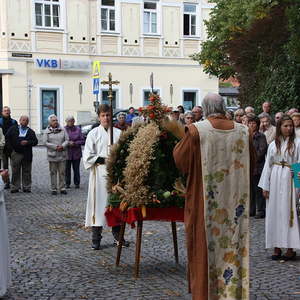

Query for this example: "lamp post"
[170,83,173,104]
[129,83,133,104]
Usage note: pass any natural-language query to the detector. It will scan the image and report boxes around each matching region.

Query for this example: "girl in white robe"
[259,115,300,260]
[0,171,10,297]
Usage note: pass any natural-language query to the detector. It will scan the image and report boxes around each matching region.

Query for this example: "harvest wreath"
[106,94,186,213]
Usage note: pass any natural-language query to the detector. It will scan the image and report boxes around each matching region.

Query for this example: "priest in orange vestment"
[174,93,255,300]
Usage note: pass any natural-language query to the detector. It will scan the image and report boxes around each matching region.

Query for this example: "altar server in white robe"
[259,115,300,261]
[83,104,125,250]
[0,169,10,297]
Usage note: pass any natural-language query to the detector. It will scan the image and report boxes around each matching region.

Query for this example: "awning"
[0,69,14,75]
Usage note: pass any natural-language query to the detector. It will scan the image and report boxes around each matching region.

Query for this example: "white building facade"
[0,0,217,133]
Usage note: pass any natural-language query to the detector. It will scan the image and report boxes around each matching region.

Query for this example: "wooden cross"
[280,158,287,168]
[101,73,120,145]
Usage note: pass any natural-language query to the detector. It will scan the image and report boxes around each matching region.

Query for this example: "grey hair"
[19,115,29,120]
[117,112,127,119]
[258,112,271,120]
[234,108,245,116]
[202,93,226,117]
[48,114,58,123]
[65,115,75,122]
[184,111,194,117]
[245,106,254,113]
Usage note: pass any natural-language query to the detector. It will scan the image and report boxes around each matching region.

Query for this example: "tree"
[192,0,300,112]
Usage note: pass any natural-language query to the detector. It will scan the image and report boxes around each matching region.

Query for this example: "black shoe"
[60,190,67,195]
[75,185,80,189]
[255,212,265,219]
[23,189,31,193]
[282,251,296,261]
[4,183,10,190]
[271,249,282,261]
[92,240,101,250]
[66,185,71,189]
[52,191,58,195]
[11,189,19,193]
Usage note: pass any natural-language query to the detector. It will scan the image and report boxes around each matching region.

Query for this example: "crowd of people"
[1,98,300,298]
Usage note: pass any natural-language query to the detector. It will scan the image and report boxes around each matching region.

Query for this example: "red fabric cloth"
[105,207,184,227]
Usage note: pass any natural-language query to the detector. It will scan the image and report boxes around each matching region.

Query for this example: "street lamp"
[129,83,133,104]
[170,84,173,104]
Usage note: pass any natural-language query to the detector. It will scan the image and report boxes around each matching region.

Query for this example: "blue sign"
[93,78,100,95]
[36,59,59,69]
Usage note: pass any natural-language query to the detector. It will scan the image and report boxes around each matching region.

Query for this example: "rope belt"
[272,161,294,227]
[273,162,291,168]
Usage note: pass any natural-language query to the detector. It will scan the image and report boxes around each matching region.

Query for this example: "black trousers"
[250,174,265,216]
[92,225,121,242]
[65,159,80,186]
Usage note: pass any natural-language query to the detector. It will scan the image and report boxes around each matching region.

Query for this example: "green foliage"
[145,130,185,208]
[193,0,300,111]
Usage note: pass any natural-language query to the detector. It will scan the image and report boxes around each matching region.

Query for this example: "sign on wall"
[35,59,91,72]
[92,61,101,95]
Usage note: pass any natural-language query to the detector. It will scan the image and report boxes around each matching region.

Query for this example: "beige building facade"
[0,0,217,133]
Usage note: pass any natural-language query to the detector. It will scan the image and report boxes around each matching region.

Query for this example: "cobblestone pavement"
[2,147,300,300]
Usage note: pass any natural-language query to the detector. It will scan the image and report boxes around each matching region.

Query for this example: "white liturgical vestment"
[0,177,10,297]
[259,137,300,249]
[83,125,121,227]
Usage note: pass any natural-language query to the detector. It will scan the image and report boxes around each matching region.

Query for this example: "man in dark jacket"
[0,106,17,189]
[248,114,268,218]
[6,115,38,193]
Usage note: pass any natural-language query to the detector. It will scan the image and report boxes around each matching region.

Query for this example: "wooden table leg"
[116,221,126,267]
[171,221,179,264]
[134,220,143,278]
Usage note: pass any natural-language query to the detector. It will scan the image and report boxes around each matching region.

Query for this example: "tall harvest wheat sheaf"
[122,122,161,207]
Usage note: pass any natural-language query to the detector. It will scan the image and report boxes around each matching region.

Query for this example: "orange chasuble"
[173,117,255,300]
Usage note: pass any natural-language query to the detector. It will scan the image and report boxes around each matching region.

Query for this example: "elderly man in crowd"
[174,93,254,300]
[274,111,284,124]
[114,112,129,131]
[192,106,203,122]
[245,106,255,114]
[44,115,69,195]
[64,116,85,189]
[292,112,300,138]
[259,112,276,144]
[0,106,17,189]
[5,116,38,193]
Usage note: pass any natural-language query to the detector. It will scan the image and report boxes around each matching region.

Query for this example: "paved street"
[2,147,300,300]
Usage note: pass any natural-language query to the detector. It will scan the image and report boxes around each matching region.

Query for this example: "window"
[102,90,117,109]
[183,4,196,36]
[41,89,58,129]
[183,91,196,111]
[143,90,159,106]
[101,0,116,32]
[143,1,157,34]
[34,0,61,28]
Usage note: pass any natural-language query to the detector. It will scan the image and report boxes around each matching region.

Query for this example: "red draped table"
[105,207,184,278]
